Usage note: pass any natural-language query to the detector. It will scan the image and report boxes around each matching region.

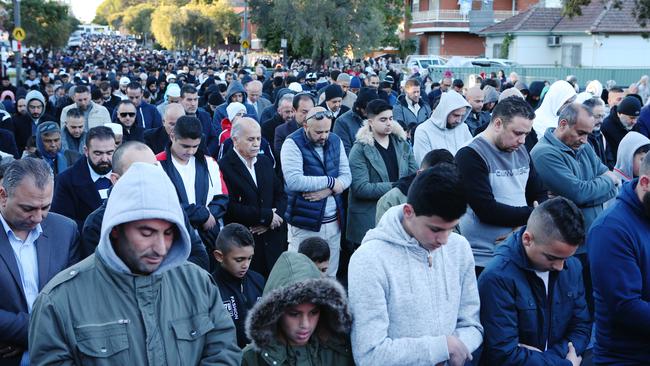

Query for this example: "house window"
[562,44,582,67]
[493,43,502,58]
[412,0,419,12]
[428,35,441,55]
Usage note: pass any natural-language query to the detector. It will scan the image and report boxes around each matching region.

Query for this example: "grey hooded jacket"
[29,162,241,366]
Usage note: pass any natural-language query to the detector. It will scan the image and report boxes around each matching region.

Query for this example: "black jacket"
[143,126,170,154]
[212,265,265,348]
[602,106,628,168]
[219,150,287,277]
[51,156,107,230]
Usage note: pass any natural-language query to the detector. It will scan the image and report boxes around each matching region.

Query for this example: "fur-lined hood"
[245,252,352,350]
[354,120,407,146]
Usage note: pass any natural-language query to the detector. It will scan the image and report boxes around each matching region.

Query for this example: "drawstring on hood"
[366,205,451,300]
[96,162,191,275]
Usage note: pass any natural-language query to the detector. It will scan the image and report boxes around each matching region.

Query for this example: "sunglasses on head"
[306,110,334,121]
[119,112,136,118]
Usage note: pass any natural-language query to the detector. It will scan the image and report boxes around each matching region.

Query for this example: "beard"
[643,191,650,218]
[90,159,112,175]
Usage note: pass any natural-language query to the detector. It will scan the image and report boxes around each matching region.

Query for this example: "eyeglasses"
[119,112,136,118]
[306,110,334,121]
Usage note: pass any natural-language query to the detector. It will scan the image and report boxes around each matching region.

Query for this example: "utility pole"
[13,0,21,87]
[241,0,249,66]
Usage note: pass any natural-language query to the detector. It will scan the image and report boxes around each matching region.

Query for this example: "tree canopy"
[94,0,240,48]
[3,0,79,49]
[249,0,403,66]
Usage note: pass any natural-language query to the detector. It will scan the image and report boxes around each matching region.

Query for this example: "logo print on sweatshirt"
[222,296,240,320]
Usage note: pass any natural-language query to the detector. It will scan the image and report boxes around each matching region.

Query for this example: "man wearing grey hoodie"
[29,162,241,365]
[348,164,483,366]
[413,90,472,163]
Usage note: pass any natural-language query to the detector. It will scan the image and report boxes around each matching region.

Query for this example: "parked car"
[404,55,448,75]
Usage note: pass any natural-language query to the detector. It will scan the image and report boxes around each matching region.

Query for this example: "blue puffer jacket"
[588,179,650,365]
[478,228,592,366]
[285,130,344,232]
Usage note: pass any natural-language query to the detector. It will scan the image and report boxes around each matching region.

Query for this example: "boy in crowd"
[212,223,265,348]
[298,236,331,276]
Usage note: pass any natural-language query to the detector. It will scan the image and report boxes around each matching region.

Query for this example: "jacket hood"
[245,252,351,349]
[354,119,407,146]
[533,80,576,136]
[363,204,419,249]
[96,162,191,275]
[425,90,470,130]
[225,80,247,102]
[26,90,46,119]
[614,131,650,181]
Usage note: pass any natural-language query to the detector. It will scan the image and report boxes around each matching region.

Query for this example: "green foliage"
[563,0,650,27]
[150,5,178,49]
[249,0,388,66]
[500,33,513,59]
[93,0,240,49]
[5,0,78,49]
[122,3,155,38]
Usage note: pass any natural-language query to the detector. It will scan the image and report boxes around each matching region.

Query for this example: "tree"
[150,4,178,49]
[6,0,79,49]
[122,3,155,40]
[564,0,650,27]
[249,0,386,67]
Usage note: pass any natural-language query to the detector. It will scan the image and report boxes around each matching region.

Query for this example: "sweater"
[531,128,617,248]
[348,204,483,365]
[457,136,546,267]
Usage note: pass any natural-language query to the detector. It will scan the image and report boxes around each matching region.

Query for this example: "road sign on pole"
[241,40,250,49]
[12,27,25,41]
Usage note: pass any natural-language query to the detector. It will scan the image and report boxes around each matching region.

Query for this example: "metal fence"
[425,67,650,87]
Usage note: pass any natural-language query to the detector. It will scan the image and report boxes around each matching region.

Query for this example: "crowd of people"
[0,32,649,366]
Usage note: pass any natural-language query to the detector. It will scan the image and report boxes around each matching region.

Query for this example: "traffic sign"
[12,27,25,42]
[241,40,250,49]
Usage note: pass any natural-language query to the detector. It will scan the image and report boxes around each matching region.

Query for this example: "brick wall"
[441,33,485,56]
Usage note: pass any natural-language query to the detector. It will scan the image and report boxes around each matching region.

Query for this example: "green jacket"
[347,122,417,245]
[375,187,408,225]
[242,252,354,366]
[28,162,241,366]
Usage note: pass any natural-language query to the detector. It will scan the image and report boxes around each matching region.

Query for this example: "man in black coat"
[219,117,287,278]
[144,103,184,154]
[51,126,115,230]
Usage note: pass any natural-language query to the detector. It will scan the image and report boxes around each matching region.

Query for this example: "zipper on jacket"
[74,319,130,328]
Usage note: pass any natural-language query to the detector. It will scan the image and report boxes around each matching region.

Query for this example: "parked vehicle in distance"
[405,55,448,70]
[468,58,519,67]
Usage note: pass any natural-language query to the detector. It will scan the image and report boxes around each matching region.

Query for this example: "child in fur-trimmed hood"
[242,252,353,366]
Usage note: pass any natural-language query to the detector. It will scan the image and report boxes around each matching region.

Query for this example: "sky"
[69,0,104,23]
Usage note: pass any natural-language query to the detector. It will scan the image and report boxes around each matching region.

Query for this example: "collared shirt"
[88,161,112,200]
[407,98,421,116]
[247,98,258,114]
[0,213,42,366]
[234,149,257,186]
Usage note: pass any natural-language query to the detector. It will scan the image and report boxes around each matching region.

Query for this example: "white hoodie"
[533,80,577,137]
[413,90,472,163]
[348,204,483,366]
